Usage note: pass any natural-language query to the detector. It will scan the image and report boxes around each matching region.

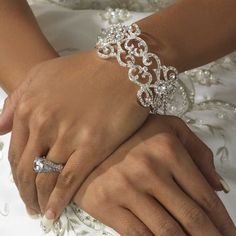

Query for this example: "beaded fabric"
[28,0,175,11]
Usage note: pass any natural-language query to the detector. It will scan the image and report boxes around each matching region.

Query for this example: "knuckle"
[16,167,31,186]
[157,133,180,163]
[185,207,208,229]
[125,226,151,236]
[80,126,103,148]
[81,127,94,142]
[36,176,51,194]
[92,168,131,206]
[159,222,182,236]
[8,152,17,168]
[15,98,32,120]
[56,171,76,190]
[137,155,153,170]
[130,155,155,180]
[93,183,110,204]
[31,107,51,129]
[111,169,131,193]
[202,194,221,212]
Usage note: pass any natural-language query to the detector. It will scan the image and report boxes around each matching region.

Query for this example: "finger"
[26,207,41,219]
[17,133,48,214]
[0,97,15,134]
[150,177,222,236]
[0,80,27,135]
[8,113,29,186]
[125,191,186,236]
[36,142,74,213]
[97,207,154,236]
[175,119,223,191]
[173,149,236,236]
[36,173,58,214]
[44,148,101,220]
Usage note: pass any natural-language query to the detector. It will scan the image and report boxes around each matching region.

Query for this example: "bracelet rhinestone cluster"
[96,23,179,114]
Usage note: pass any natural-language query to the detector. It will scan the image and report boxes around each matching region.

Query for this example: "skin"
[72,115,236,236]
[8,49,149,213]
[0,0,236,235]
[137,0,236,71]
[4,52,236,235]
[0,0,58,93]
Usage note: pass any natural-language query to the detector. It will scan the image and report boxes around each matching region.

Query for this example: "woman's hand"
[73,116,236,236]
[7,49,150,217]
[1,51,228,221]
[0,78,32,134]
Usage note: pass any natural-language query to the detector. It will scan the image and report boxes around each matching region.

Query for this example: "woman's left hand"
[1,48,227,222]
[6,49,150,218]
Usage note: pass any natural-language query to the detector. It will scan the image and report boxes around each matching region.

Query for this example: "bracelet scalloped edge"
[96,23,179,115]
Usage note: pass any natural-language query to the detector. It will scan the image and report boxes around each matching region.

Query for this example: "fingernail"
[29,214,40,220]
[41,210,55,233]
[220,178,231,194]
[26,208,40,220]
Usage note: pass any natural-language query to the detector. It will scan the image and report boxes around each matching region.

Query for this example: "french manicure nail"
[41,210,55,233]
[28,214,40,220]
[26,208,40,220]
[220,178,231,194]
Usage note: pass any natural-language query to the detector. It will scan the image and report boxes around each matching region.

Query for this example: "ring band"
[33,156,64,173]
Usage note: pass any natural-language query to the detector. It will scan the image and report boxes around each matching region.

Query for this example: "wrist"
[0,0,59,94]
[1,50,59,94]
[96,24,179,115]
[137,15,182,72]
[137,0,236,73]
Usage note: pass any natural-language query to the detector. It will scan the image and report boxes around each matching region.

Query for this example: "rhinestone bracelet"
[96,23,179,114]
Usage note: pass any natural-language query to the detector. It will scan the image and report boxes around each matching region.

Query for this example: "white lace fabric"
[1,1,236,236]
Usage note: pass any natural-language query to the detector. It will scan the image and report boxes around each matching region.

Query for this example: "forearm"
[0,0,58,94]
[138,0,236,72]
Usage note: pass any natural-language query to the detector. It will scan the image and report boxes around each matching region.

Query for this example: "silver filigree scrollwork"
[96,23,179,114]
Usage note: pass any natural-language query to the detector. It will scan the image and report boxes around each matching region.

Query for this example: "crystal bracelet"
[96,23,179,115]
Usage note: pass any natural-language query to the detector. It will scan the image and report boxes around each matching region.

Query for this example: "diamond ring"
[33,156,64,173]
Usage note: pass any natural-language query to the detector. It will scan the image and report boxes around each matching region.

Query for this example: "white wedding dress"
[0,0,236,235]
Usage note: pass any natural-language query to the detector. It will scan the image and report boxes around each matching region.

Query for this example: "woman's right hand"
[73,116,236,236]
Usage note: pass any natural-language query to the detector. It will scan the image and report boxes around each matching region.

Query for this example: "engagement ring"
[33,156,64,173]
